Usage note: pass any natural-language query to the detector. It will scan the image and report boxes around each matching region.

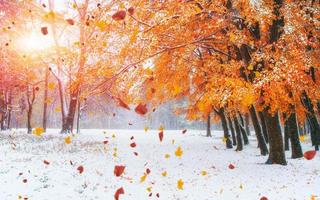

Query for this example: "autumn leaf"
[112,10,126,21]
[64,136,71,144]
[144,126,149,132]
[146,168,151,174]
[130,142,136,148]
[158,125,164,132]
[41,27,48,35]
[77,165,84,174]
[175,146,183,157]
[22,179,27,183]
[260,197,268,200]
[33,127,44,136]
[177,179,184,190]
[201,170,207,176]
[118,98,130,110]
[114,165,125,177]
[165,154,170,159]
[140,173,147,183]
[128,7,134,15]
[304,150,316,160]
[43,160,50,165]
[228,164,235,169]
[161,171,167,177]
[299,135,306,142]
[158,131,164,142]
[135,103,148,115]
[182,129,187,134]
[48,82,55,90]
[114,187,125,200]
[66,19,74,25]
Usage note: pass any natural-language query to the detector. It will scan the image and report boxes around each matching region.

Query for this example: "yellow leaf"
[175,146,183,157]
[240,183,243,189]
[172,139,175,144]
[64,136,71,144]
[113,152,117,157]
[158,125,164,132]
[201,170,207,176]
[96,21,107,31]
[146,187,152,192]
[177,179,184,190]
[48,82,55,90]
[173,84,181,95]
[247,65,254,71]
[230,33,236,43]
[161,171,167,177]
[112,134,116,138]
[299,135,305,142]
[54,107,61,113]
[165,154,170,159]
[144,126,149,132]
[140,173,147,183]
[33,127,44,136]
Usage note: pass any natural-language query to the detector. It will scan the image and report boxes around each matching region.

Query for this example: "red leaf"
[114,165,125,177]
[41,27,48,35]
[260,197,268,200]
[23,179,27,183]
[228,164,235,169]
[112,10,126,21]
[130,142,136,148]
[128,7,134,15]
[130,136,134,140]
[66,19,75,25]
[182,129,187,134]
[146,168,151,174]
[77,165,84,174]
[114,187,125,200]
[304,150,316,160]
[128,123,133,126]
[135,103,148,115]
[156,193,160,198]
[148,193,152,197]
[103,140,108,144]
[158,131,164,142]
[118,98,130,110]
[43,160,50,165]
[134,152,138,156]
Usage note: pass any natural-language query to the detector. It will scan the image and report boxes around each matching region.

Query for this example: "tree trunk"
[258,111,269,143]
[61,92,78,133]
[238,113,249,145]
[76,96,81,134]
[249,106,268,155]
[227,116,237,146]
[42,66,49,132]
[286,112,303,158]
[206,114,212,137]
[217,108,232,149]
[233,117,243,151]
[27,106,32,134]
[245,113,250,135]
[263,109,287,165]
[284,122,290,151]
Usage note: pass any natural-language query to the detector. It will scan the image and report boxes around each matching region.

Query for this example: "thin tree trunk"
[238,113,249,145]
[206,114,211,137]
[27,106,32,134]
[249,106,268,155]
[263,109,287,165]
[286,112,303,158]
[227,116,237,146]
[216,108,233,149]
[76,95,81,134]
[42,66,49,132]
[284,121,290,151]
[233,117,243,151]
[258,111,269,143]
[245,113,250,135]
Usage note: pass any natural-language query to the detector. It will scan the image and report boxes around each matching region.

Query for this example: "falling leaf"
[43,160,50,165]
[118,98,130,110]
[299,135,306,142]
[222,137,227,143]
[161,171,167,177]
[103,140,108,144]
[33,127,44,136]
[260,197,268,200]
[134,152,138,156]
[130,142,136,148]
[144,126,149,132]
[48,82,55,90]
[22,179,27,183]
[158,131,164,142]
[77,165,84,174]
[114,187,125,200]
[201,170,207,176]
[135,103,148,115]
[175,146,183,157]
[140,173,147,183]
[182,129,187,134]
[64,136,71,144]
[247,65,254,70]
[66,18,74,25]
[112,10,126,21]
[304,150,316,160]
[228,164,235,169]
[114,165,125,177]
[165,154,170,159]
[146,187,152,192]
[156,193,160,198]
[96,21,107,31]
[146,168,151,174]
[128,7,134,15]
[177,179,184,190]
[41,27,48,35]
[240,183,243,189]
[158,125,164,132]
[112,134,116,138]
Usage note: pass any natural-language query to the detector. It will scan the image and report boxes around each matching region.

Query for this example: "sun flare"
[17,32,54,53]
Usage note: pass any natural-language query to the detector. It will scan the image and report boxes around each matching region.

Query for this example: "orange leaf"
[228,164,235,169]
[41,27,48,35]
[118,98,130,110]
[43,160,50,165]
[114,187,125,200]
[135,103,148,115]
[128,7,134,15]
[130,142,136,148]
[114,165,125,177]
[66,19,74,25]
[304,150,316,160]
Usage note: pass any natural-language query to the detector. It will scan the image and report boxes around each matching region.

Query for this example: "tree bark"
[206,114,212,137]
[27,106,32,134]
[284,121,290,151]
[245,113,250,135]
[238,113,249,145]
[233,117,243,151]
[263,109,287,165]
[42,66,49,132]
[249,106,268,155]
[227,116,237,146]
[286,112,303,158]
[216,108,233,148]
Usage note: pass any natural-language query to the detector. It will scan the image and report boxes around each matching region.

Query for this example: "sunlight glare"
[17,32,54,53]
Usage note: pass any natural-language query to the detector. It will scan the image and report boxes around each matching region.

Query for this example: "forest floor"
[0,129,319,200]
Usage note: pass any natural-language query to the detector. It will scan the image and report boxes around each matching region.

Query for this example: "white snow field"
[0,129,319,200]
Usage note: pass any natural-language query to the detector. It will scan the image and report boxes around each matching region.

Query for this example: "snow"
[0,129,319,200]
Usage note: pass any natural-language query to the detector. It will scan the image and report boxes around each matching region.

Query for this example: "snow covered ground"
[0,129,319,200]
